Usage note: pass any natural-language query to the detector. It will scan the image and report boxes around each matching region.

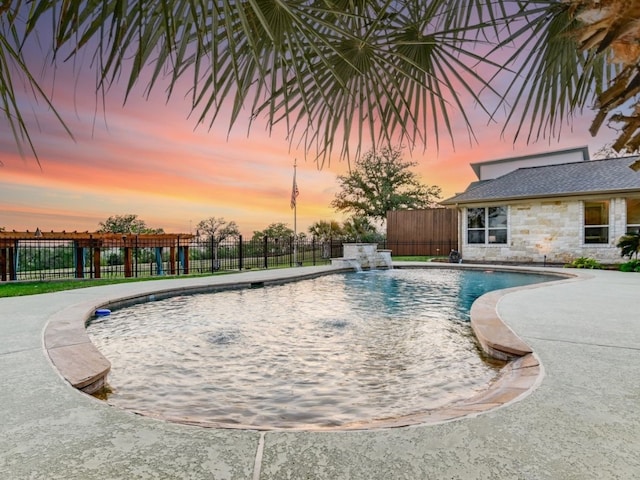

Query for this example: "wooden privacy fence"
[386,208,458,256]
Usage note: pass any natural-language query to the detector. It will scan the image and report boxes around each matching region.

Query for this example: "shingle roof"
[441,156,640,205]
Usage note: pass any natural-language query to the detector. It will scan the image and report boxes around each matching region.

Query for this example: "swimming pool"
[87,268,556,429]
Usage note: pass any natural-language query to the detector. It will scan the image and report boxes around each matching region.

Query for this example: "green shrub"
[564,257,603,269]
[619,259,640,273]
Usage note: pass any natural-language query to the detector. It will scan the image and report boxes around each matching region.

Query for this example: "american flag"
[290,170,299,209]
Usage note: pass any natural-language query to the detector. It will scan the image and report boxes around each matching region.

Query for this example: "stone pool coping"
[43,262,578,431]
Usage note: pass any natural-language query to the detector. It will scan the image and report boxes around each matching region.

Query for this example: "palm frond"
[18,0,517,164]
[12,0,636,164]
[0,0,74,164]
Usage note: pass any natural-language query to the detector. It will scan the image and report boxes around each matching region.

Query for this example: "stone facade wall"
[460,198,629,265]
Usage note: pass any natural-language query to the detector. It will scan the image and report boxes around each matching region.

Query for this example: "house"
[440,147,640,264]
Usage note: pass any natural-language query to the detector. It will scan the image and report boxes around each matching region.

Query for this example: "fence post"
[263,236,268,269]
[135,235,139,277]
[312,237,316,265]
[214,235,216,274]
[289,236,293,267]
[238,235,243,271]
[176,236,180,276]
[9,244,17,281]
[89,235,94,279]
[182,242,190,275]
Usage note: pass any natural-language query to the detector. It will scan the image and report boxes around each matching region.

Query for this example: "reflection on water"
[87,269,555,428]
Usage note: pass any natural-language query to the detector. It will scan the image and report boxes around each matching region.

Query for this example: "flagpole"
[293,159,298,266]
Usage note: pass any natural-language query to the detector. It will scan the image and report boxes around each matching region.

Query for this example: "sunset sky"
[0,38,618,237]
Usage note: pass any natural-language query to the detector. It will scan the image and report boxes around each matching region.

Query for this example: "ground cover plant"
[619,259,640,273]
[564,257,603,269]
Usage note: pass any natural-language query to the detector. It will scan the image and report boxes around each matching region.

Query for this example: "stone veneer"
[461,198,629,264]
[332,243,393,269]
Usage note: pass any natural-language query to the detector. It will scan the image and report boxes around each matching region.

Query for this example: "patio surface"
[1,263,639,479]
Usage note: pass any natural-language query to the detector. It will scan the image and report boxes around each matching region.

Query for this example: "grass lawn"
[0,276,192,298]
[0,271,243,298]
[392,255,441,262]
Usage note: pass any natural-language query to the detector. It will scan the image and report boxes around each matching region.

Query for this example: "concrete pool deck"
[1,263,639,479]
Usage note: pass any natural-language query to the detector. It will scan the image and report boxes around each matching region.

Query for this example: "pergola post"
[93,247,101,279]
[180,246,189,275]
[155,247,164,275]
[74,242,85,279]
[169,246,176,275]
[0,248,6,281]
[124,247,133,278]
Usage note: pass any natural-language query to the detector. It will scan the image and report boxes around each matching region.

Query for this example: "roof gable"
[442,156,640,205]
[470,146,589,180]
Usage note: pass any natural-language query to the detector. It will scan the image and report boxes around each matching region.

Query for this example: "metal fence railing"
[0,236,346,282]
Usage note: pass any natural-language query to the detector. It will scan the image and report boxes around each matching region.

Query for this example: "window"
[627,198,640,234]
[467,206,507,244]
[584,201,609,244]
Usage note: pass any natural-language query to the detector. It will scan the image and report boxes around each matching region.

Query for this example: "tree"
[617,233,640,259]
[308,220,343,242]
[196,217,239,243]
[4,2,638,163]
[308,220,343,258]
[331,146,441,224]
[196,217,240,269]
[97,214,164,234]
[251,223,294,242]
[342,216,381,243]
[251,222,295,257]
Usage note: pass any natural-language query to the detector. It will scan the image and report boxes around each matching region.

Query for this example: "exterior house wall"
[460,197,629,265]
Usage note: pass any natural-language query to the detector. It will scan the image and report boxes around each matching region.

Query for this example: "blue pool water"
[87,268,556,429]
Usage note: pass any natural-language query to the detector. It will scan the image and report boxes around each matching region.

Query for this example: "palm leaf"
[12,0,630,163]
[492,1,615,144]
[17,0,518,164]
[0,1,74,164]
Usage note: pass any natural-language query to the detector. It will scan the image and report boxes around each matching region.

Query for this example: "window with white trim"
[584,201,609,244]
[627,198,640,234]
[467,206,507,244]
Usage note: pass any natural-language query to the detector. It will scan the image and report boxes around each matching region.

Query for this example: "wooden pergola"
[0,231,194,281]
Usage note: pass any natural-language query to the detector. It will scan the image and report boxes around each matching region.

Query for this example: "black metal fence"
[0,236,347,282]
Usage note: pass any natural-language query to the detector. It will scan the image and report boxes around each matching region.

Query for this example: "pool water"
[87,268,555,429]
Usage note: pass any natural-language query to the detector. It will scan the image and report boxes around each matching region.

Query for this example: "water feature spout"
[378,250,393,269]
[347,259,362,272]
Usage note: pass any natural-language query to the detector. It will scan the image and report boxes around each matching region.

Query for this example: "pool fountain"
[331,243,393,270]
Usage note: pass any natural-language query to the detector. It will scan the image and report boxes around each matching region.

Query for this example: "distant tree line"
[4,147,437,260]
